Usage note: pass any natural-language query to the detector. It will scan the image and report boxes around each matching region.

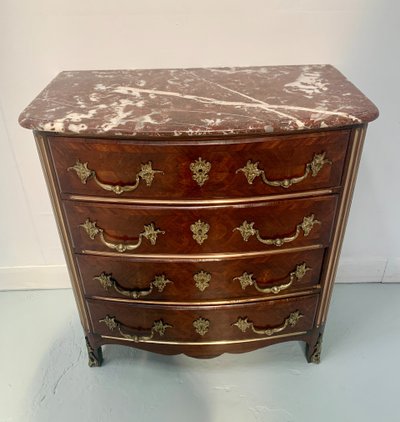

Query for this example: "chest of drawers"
[19,65,378,366]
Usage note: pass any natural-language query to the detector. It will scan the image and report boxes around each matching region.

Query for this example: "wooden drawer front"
[49,130,349,200]
[65,196,337,255]
[88,295,318,342]
[78,249,324,302]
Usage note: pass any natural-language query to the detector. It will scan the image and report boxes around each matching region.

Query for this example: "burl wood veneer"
[19,65,378,366]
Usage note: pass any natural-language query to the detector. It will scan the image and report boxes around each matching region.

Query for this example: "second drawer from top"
[64,195,337,255]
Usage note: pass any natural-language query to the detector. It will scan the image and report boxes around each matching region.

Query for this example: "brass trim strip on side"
[66,188,336,206]
[89,287,321,306]
[317,126,367,325]
[100,330,308,346]
[34,132,90,331]
[80,243,324,261]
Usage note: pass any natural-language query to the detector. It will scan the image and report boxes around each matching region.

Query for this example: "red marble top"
[19,65,378,138]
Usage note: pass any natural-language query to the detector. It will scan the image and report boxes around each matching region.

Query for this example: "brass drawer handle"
[236,153,332,188]
[234,214,320,247]
[100,315,172,342]
[68,160,163,194]
[94,273,172,298]
[233,311,303,336]
[80,219,164,253]
[233,263,311,294]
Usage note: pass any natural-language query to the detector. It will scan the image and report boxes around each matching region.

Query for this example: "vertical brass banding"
[34,133,90,331]
[317,126,367,325]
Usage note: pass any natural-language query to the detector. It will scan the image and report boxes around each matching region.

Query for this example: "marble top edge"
[19,64,378,138]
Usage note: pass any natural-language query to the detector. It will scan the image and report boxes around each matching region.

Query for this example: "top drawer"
[48,130,349,201]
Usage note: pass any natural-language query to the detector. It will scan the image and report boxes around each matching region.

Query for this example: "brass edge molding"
[317,126,367,325]
[89,288,320,306]
[81,243,324,260]
[67,188,335,206]
[100,330,308,346]
[34,132,90,330]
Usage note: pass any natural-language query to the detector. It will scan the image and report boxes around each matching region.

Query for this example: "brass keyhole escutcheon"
[190,157,211,187]
[190,220,210,245]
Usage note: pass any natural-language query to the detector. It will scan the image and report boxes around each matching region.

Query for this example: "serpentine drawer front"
[77,249,325,302]
[49,130,349,200]
[19,65,378,366]
[64,196,336,254]
[87,295,319,343]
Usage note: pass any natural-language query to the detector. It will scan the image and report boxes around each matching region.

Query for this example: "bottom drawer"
[88,295,318,343]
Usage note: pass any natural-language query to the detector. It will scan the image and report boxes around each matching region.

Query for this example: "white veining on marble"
[284,66,328,98]
[20,65,376,136]
[112,84,361,130]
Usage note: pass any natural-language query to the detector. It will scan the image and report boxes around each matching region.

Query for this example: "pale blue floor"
[1,284,399,422]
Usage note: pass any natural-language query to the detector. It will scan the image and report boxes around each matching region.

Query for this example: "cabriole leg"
[85,336,103,367]
[306,330,324,364]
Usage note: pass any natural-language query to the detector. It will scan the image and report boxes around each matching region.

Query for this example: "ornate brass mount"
[236,152,332,188]
[190,157,211,187]
[193,317,210,336]
[68,160,163,194]
[80,219,164,253]
[99,315,172,342]
[309,333,323,364]
[85,337,103,367]
[94,272,172,299]
[233,214,320,247]
[233,311,303,336]
[193,270,211,291]
[190,220,210,245]
[233,263,311,294]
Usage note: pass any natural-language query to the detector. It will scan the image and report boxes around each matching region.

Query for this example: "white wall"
[0,0,399,288]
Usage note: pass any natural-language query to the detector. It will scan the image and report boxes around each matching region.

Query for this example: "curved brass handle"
[68,160,163,194]
[80,219,164,253]
[236,153,332,188]
[94,273,172,298]
[100,315,172,342]
[233,311,303,336]
[233,214,320,247]
[233,263,311,294]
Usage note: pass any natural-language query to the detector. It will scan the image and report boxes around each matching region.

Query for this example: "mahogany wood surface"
[49,130,349,200]
[64,196,337,255]
[87,294,318,342]
[77,248,325,302]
